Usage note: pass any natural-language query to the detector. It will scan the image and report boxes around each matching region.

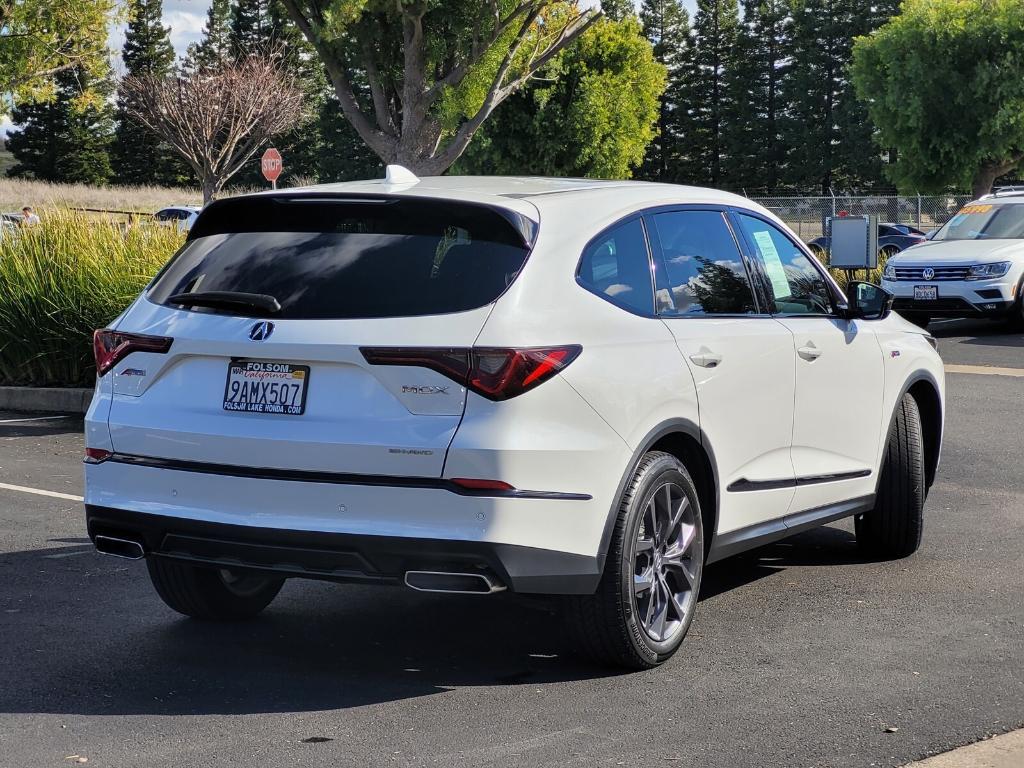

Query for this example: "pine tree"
[112,0,184,185]
[686,0,740,186]
[7,66,115,184]
[231,0,274,57]
[182,0,233,73]
[638,0,693,182]
[721,0,788,190]
[781,0,896,193]
[601,0,636,21]
[227,0,328,187]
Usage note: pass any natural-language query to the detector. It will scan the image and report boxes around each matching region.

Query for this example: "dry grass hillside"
[0,177,203,214]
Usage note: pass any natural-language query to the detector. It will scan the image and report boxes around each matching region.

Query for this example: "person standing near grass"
[20,207,40,226]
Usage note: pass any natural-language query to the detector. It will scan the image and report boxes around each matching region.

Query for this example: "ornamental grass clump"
[0,210,183,387]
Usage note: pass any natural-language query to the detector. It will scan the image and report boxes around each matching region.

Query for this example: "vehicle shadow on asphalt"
[1,525,862,717]
[929,319,1022,347]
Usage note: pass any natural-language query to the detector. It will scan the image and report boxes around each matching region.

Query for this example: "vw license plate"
[223,360,309,415]
[914,285,938,301]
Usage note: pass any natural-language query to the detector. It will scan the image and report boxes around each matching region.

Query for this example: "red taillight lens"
[360,345,581,401]
[450,477,515,491]
[84,447,112,464]
[93,329,173,377]
[469,346,581,401]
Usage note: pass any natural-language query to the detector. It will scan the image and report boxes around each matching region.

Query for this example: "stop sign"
[261,148,282,183]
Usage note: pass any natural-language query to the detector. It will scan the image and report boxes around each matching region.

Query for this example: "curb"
[0,387,92,414]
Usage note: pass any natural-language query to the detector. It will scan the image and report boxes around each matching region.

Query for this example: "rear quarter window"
[148,196,534,319]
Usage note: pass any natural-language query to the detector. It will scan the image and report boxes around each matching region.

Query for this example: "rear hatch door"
[105,194,535,478]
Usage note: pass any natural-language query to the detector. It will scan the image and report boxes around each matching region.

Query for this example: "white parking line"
[0,415,73,424]
[0,482,83,502]
[945,363,1024,378]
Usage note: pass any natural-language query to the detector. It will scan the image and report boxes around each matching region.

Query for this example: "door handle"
[689,351,723,368]
[797,343,822,361]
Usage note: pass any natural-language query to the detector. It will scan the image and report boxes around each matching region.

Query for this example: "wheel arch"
[888,371,943,490]
[597,420,720,573]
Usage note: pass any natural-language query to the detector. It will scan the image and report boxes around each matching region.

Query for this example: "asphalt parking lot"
[1,318,1021,768]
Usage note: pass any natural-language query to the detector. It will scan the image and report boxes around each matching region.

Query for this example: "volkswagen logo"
[249,321,274,341]
[922,267,935,281]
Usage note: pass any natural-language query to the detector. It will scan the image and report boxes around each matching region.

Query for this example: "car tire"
[1008,288,1024,331]
[855,393,925,559]
[565,451,704,670]
[147,557,284,620]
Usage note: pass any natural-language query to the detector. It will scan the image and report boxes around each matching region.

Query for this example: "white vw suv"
[882,192,1024,328]
[85,171,944,669]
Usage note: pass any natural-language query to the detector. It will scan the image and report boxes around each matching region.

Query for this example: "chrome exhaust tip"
[404,570,506,595]
[94,535,146,560]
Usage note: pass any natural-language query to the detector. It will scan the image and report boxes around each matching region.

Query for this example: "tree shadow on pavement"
[1,524,863,718]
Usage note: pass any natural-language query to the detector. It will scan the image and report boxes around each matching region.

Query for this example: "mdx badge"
[249,321,274,341]
[402,384,450,395]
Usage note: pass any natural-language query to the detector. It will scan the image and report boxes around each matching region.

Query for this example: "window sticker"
[752,230,791,298]
[958,204,993,215]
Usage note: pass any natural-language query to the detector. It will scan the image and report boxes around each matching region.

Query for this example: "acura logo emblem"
[249,321,274,341]
[922,267,935,281]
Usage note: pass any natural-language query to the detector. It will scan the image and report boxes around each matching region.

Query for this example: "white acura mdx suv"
[882,191,1024,328]
[85,170,944,669]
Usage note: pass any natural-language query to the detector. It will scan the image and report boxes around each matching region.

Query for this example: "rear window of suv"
[147,196,535,319]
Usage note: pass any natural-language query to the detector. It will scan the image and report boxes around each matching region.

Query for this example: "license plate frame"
[913,285,938,301]
[223,359,310,416]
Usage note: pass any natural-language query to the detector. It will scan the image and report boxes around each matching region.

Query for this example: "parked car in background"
[808,222,929,260]
[882,192,1024,329]
[85,170,944,670]
[154,205,201,233]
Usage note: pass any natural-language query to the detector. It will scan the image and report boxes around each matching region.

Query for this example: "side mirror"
[845,280,894,321]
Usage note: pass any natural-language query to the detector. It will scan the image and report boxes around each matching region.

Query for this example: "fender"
[877,367,944,494]
[595,418,720,575]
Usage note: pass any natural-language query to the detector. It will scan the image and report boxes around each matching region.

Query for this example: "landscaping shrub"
[0,210,183,387]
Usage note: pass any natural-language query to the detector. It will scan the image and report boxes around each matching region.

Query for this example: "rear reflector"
[93,329,173,377]
[449,478,515,491]
[84,447,112,464]
[360,345,581,401]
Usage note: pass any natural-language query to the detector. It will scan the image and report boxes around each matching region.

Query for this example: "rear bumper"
[86,505,599,594]
[84,459,611,594]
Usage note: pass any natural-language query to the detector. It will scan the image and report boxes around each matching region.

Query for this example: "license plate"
[914,285,938,300]
[223,360,309,415]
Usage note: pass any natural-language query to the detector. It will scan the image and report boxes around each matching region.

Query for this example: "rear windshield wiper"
[167,291,281,315]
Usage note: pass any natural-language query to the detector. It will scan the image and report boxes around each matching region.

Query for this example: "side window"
[735,213,833,315]
[578,217,655,315]
[650,210,757,316]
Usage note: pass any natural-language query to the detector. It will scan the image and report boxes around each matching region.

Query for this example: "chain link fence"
[748,194,974,243]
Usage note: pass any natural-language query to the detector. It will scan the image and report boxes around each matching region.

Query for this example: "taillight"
[360,345,581,401]
[450,478,515,491]
[93,329,173,377]
[84,447,112,464]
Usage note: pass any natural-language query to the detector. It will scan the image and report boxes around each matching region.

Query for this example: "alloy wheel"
[631,482,702,643]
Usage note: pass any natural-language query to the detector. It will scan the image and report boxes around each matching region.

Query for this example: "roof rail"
[991,186,1024,198]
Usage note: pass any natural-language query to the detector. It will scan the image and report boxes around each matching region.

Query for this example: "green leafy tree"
[0,0,118,112]
[781,0,893,193]
[457,16,665,179]
[278,0,602,174]
[852,0,1024,197]
[686,0,740,186]
[112,0,186,185]
[7,66,115,184]
[182,0,234,73]
[319,96,383,181]
[721,0,787,190]
[638,0,693,182]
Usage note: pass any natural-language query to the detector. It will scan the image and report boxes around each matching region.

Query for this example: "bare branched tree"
[121,52,307,204]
